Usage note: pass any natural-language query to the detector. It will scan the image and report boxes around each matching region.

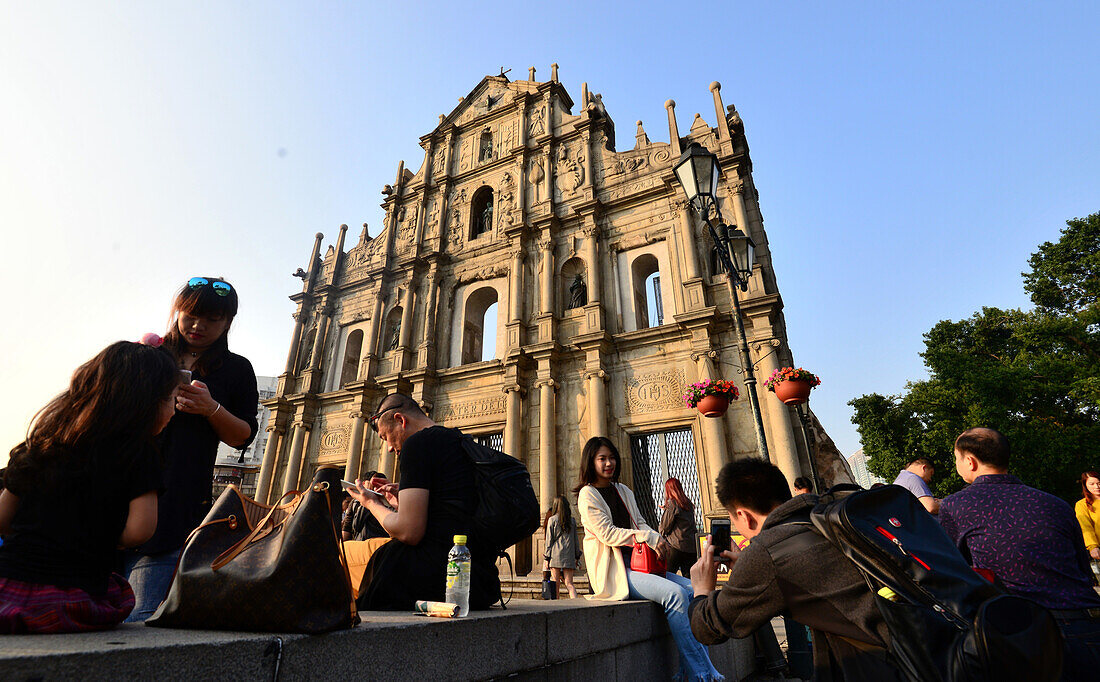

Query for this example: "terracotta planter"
[695,395,730,418]
[773,379,812,405]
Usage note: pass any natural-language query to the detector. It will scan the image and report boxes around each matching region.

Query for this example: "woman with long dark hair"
[543,495,579,598]
[659,477,698,578]
[575,437,722,681]
[1075,471,1100,562]
[0,342,179,632]
[122,277,258,621]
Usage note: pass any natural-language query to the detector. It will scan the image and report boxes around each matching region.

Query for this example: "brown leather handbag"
[146,465,359,633]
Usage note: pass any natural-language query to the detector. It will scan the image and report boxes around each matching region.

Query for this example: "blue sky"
[1,2,1097,466]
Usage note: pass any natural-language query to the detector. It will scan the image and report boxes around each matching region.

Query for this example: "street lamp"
[673,142,769,460]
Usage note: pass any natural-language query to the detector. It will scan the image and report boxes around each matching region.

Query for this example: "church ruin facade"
[254,66,850,572]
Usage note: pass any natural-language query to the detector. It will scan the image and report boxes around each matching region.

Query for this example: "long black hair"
[6,341,179,491]
[572,436,621,494]
[162,276,239,375]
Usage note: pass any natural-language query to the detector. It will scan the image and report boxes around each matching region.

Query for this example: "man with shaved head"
[940,427,1100,679]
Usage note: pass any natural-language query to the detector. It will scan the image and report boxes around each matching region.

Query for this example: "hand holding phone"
[710,519,732,564]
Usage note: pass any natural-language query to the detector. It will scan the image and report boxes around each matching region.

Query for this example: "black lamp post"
[673,142,769,461]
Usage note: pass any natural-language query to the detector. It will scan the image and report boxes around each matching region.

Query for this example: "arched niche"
[631,253,662,329]
[340,329,363,386]
[469,186,494,240]
[560,256,588,313]
[384,306,403,352]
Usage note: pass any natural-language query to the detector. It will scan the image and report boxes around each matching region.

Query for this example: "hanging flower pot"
[695,394,730,417]
[773,379,812,405]
[763,367,821,406]
[683,380,740,418]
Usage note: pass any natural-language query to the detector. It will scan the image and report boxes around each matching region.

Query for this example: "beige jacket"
[578,483,662,601]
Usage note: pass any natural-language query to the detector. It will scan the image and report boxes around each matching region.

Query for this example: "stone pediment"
[440,76,520,130]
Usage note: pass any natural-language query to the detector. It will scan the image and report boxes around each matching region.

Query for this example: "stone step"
[500,574,592,600]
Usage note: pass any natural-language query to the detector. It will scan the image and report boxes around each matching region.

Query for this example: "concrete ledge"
[0,600,755,681]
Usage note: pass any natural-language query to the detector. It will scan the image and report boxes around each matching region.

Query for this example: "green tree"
[851,213,1100,501]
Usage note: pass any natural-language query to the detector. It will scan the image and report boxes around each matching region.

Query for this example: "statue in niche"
[387,321,400,351]
[479,131,493,163]
[568,274,587,310]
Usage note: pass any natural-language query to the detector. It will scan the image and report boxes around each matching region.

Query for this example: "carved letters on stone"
[625,369,686,414]
[437,396,506,422]
[319,423,351,453]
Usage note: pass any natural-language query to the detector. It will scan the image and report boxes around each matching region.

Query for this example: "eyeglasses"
[368,407,397,432]
[187,277,233,297]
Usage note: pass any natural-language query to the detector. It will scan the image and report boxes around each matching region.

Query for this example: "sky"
[1,2,1098,467]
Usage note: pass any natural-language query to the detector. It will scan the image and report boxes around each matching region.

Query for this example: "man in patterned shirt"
[940,427,1100,680]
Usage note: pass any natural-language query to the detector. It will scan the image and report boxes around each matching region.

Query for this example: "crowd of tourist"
[0,278,1097,680]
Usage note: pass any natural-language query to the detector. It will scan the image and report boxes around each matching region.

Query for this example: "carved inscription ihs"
[319,423,351,453]
[626,369,686,414]
[437,396,506,422]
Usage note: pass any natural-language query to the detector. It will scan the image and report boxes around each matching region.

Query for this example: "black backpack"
[457,436,540,554]
[805,484,1063,682]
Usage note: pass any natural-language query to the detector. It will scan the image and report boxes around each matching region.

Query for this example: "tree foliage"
[851,213,1100,501]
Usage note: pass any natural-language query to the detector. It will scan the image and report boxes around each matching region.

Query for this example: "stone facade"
[255,67,851,573]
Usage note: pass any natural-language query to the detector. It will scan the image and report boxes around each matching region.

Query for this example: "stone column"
[755,340,801,486]
[309,311,331,370]
[508,248,524,322]
[692,351,730,484]
[283,312,305,374]
[539,237,554,314]
[537,378,557,511]
[728,179,750,234]
[281,421,309,494]
[398,282,416,348]
[676,202,701,280]
[585,370,608,438]
[343,411,366,482]
[255,425,283,504]
[583,222,601,303]
[503,384,524,458]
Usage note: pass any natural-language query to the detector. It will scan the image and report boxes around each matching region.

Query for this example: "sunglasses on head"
[187,277,233,296]
[368,407,397,432]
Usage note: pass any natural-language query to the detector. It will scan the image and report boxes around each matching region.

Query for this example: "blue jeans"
[122,549,180,623]
[626,569,723,681]
[1055,616,1100,682]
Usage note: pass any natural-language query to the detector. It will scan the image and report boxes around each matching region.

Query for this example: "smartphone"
[710,519,732,559]
[179,369,193,384]
[339,480,360,492]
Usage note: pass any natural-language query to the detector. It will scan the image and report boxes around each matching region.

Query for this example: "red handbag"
[615,487,667,575]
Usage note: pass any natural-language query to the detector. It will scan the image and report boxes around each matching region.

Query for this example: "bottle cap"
[454,534,467,544]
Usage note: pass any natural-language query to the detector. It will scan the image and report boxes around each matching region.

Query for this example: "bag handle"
[211,489,300,570]
[612,485,640,531]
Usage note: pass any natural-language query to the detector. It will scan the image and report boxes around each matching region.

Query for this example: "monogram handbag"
[146,465,359,634]
[615,487,667,576]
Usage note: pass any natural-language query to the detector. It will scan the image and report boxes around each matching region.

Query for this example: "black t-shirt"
[0,443,162,594]
[357,426,501,610]
[596,485,636,564]
[136,349,258,555]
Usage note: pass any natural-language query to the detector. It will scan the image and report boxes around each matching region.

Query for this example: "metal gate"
[629,428,704,529]
[473,432,504,450]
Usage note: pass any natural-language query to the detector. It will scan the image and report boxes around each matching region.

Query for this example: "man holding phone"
[688,459,905,681]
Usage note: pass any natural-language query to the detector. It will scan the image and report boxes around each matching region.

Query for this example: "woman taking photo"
[1075,471,1100,563]
[123,277,258,621]
[543,495,579,599]
[575,437,722,681]
[659,477,698,579]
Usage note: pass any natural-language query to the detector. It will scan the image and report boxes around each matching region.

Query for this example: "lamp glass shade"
[673,143,721,206]
[726,228,756,281]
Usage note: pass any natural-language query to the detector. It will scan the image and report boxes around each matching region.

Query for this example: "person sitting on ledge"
[344,393,501,610]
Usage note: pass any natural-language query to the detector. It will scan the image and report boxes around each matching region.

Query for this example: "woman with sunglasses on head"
[575,437,723,681]
[122,277,258,622]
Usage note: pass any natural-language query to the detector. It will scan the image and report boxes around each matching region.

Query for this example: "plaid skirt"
[0,573,135,634]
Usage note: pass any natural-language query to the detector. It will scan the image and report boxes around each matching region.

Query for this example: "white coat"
[578,482,662,601]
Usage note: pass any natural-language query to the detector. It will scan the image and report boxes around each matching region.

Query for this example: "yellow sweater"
[1074,498,1100,551]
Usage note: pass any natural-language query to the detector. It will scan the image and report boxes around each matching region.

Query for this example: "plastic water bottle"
[445,534,472,617]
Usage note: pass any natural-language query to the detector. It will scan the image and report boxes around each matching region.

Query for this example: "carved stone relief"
[318,423,351,454]
[625,369,687,414]
[498,171,516,227]
[529,154,546,204]
[437,395,506,422]
[528,104,546,137]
